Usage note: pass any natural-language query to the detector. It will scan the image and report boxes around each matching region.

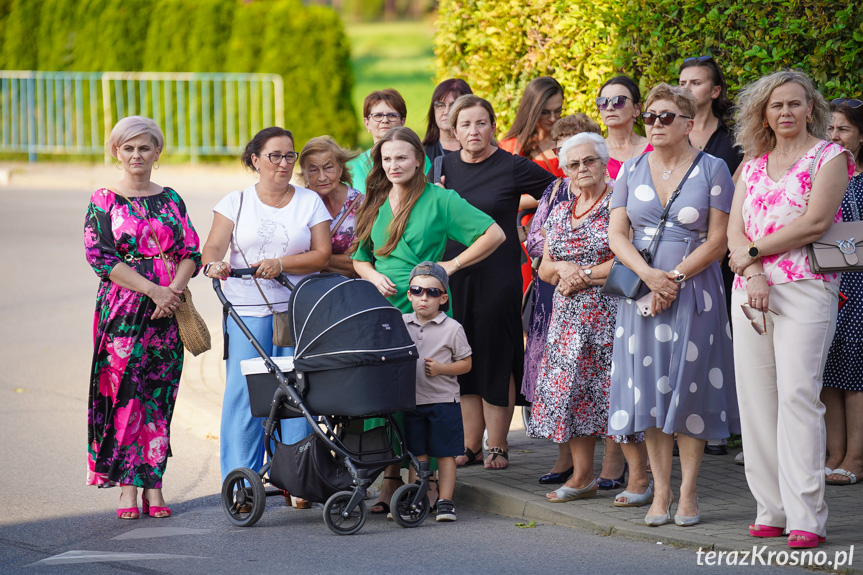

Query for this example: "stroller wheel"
[221,467,266,527]
[323,491,367,535]
[390,484,430,528]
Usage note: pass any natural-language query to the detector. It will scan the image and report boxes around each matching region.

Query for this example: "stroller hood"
[289,274,418,372]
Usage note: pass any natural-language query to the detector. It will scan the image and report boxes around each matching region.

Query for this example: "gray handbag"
[806,143,863,273]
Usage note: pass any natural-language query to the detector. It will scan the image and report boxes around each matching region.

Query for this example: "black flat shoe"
[538,466,573,484]
[597,462,628,490]
[704,444,728,456]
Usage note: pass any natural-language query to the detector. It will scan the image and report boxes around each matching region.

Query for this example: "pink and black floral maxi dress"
[84,187,201,488]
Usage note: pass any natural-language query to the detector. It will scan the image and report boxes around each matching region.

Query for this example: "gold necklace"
[774,135,810,157]
[257,186,290,208]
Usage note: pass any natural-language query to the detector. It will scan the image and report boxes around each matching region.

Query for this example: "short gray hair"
[108,116,165,158]
[558,132,609,167]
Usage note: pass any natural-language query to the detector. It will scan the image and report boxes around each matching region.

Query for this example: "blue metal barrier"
[0,71,285,162]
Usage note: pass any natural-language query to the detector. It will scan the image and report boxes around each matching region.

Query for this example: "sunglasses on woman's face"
[740,303,778,335]
[566,157,600,171]
[641,111,692,126]
[832,98,863,109]
[596,95,630,110]
[409,285,444,298]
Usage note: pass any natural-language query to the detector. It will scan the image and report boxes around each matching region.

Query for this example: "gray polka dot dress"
[823,173,863,391]
[606,153,741,440]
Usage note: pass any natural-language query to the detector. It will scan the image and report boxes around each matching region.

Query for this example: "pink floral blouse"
[734,141,855,290]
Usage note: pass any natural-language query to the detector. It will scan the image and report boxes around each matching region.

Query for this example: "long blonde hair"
[350,127,427,258]
[734,70,829,159]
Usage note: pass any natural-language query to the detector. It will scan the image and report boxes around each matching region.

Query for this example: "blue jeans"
[220,314,314,481]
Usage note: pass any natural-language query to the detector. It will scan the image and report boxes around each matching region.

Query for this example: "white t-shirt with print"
[214,184,331,316]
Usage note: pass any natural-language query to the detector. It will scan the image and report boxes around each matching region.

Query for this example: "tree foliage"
[0,0,357,147]
[435,0,863,136]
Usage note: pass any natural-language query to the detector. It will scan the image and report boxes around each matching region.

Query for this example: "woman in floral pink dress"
[728,71,854,549]
[84,117,201,519]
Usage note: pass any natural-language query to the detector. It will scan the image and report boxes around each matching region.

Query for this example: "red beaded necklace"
[571,185,609,220]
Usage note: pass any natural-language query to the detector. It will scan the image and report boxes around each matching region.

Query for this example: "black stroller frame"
[214,269,432,535]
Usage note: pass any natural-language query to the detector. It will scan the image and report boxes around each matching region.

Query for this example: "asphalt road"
[0,185,812,575]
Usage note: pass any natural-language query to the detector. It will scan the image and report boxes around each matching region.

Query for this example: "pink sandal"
[142,494,172,518]
[749,524,783,537]
[116,506,140,519]
[788,530,825,549]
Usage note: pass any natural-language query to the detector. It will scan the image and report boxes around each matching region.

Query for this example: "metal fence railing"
[0,71,285,162]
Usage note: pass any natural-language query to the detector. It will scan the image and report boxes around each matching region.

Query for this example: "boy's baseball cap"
[409,261,449,291]
[408,261,450,312]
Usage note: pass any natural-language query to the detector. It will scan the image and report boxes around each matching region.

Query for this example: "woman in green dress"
[351,126,504,512]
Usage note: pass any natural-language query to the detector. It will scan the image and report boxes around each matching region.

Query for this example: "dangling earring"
[153,160,160,170]
[806,115,813,124]
[116,161,123,170]
[762,119,769,128]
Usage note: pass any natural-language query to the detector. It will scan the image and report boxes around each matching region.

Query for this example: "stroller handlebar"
[212,267,295,291]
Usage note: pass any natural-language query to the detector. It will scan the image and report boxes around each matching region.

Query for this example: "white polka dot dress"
[606,153,741,439]
[824,173,863,391]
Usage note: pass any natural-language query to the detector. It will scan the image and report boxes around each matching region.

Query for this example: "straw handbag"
[110,187,212,356]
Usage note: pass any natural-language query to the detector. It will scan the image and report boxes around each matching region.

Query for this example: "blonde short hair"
[644,83,697,119]
[108,116,164,158]
[298,135,360,187]
[733,70,829,159]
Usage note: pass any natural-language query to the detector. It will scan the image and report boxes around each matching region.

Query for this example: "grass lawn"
[344,19,437,149]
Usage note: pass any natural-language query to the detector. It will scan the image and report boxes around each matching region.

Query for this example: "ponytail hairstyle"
[351,127,428,258]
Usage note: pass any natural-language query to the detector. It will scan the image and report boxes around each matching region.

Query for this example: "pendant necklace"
[653,154,693,181]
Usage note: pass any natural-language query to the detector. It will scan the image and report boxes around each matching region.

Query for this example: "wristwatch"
[671,269,686,283]
[748,242,760,259]
[583,267,592,277]
[203,262,214,276]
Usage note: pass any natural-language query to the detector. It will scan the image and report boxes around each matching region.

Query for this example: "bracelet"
[746,272,765,280]
[455,256,462,269]
[277,258,283,274]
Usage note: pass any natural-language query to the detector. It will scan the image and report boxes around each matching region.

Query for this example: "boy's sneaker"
[436,499,456,522]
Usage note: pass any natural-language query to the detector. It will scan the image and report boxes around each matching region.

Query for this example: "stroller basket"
[269,433,354,503]
[269,426,396,503]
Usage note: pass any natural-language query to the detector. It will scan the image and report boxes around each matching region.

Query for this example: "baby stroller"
[214,270,433,535]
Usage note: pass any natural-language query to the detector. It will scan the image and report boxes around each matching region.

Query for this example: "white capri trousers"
[731,278,838,536]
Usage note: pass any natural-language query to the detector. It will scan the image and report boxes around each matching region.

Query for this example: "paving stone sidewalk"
[455,429,862,571]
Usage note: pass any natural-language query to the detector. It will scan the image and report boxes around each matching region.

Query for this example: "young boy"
[403,261,472,522]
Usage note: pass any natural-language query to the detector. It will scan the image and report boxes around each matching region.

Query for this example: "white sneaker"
[734,451,744,466]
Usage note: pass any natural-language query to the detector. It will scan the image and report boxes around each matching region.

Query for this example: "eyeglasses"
[368,112,402,123]
[266,152,298,164]
[565,157,600,171]
[408,285,444,298]
[596,95,631,110]
[433,102,454,111]
[641,112,693,126]
[740,303,778,335]
[831,98,863,109]
[683,55,715,64]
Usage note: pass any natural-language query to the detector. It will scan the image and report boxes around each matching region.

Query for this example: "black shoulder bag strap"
[640,151,704,264]
[433,154,444,184]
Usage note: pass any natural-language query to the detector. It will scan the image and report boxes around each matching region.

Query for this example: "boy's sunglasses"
[642,111,692,126]
[409,285,444,298]
[740,303,778,336]
[596,95,631,110]
[832,98,863,109]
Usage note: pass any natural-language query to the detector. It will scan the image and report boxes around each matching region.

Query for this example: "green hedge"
[435,0,863,136]
[0,0,356,148]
